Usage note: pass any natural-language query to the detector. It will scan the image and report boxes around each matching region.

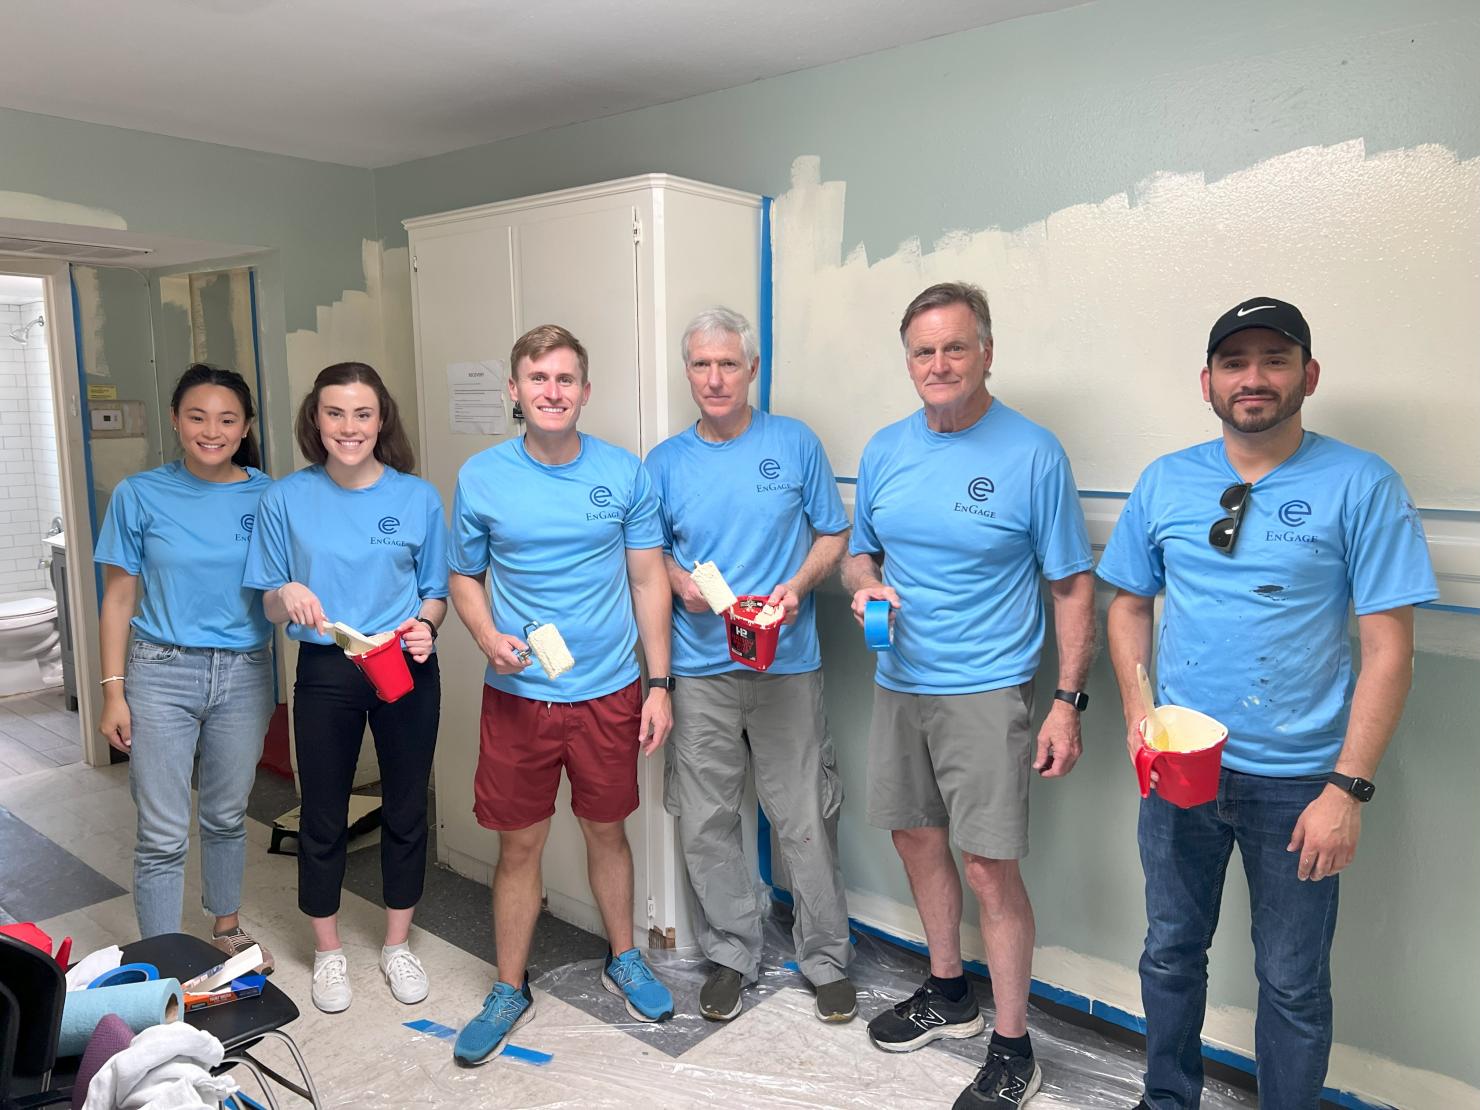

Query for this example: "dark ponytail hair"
[294,362,416,474]
[170,364,261,469]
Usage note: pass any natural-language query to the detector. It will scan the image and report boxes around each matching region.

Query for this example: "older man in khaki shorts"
[842,282,1095,1109]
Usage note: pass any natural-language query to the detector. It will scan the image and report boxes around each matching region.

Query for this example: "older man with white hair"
[645,306,856,1024]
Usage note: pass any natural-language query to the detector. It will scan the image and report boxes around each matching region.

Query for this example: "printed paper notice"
[447,361,507,435]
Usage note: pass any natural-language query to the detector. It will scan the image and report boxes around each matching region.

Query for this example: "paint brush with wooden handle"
[1137,663,1169,750]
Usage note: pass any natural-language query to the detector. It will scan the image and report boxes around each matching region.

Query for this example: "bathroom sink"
[43,531,65,552]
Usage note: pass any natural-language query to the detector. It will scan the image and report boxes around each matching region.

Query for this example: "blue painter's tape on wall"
[759,196,774,413]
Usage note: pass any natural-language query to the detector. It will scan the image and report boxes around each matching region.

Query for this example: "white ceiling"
[0,0,1081,168]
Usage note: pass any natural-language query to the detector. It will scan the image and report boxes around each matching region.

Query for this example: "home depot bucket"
[1134,704,1229,809]
[350,633,414,702]
[724,596,780,672]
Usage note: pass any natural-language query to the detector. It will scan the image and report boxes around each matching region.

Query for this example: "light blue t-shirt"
[94,461,273,651]
[646,410,849,676]
[1096,432,1439,776]
[449,434,664,702]
[850,402,1094,695]
[242,465,449,645]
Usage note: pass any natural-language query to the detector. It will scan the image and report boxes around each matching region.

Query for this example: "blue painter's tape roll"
[864,600,894,651]
[88,962,159,989]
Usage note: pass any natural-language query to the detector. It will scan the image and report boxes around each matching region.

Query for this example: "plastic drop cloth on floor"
[327,908,1259,1109]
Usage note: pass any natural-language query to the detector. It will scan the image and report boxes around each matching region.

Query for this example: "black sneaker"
[952,1046,1042,1108]
[699,965,743,1021]
[866,981,985,1052]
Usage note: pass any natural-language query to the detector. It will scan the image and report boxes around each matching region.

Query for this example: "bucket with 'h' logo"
[724,596,781,672]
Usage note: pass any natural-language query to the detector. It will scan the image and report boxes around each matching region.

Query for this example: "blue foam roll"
[88,962,159,989]
[59,978,183,1056]
[864,600,894,651]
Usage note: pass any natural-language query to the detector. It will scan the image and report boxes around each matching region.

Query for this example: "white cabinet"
[406,175,762,948]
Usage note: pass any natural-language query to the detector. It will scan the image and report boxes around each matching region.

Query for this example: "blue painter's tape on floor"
[501,1044,553,1065]
[782,960,799,973]
[404,1018,457,1039]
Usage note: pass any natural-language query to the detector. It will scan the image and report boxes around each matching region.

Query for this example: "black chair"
[120,934,322,1109]
[0,932,69,1109]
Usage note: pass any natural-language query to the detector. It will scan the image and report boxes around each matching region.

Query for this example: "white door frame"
[0,256,107,767]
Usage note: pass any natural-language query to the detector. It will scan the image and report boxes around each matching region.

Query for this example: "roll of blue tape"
[864,600,894,651]
[88,962,159,989]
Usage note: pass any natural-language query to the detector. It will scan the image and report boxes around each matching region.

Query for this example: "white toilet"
[0,593,63,696]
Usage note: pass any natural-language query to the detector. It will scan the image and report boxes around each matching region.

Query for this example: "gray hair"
[899,282,992,348]
[682,306,759,367]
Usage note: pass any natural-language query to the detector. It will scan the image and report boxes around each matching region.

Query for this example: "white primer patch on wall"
[0,192,127,230]
[283,239,396,468]
[772,144,1480,510]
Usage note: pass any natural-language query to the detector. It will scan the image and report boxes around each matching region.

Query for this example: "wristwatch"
[1325,772,1375,803]
[648,676,676,691]
[414,616,438,641]
[1053,688,1089,712]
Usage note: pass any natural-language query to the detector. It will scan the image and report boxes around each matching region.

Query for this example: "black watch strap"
[1053,688,1089,712]
[1326,771,1375,802]
[415,616,438,641]
[648,676,676,691]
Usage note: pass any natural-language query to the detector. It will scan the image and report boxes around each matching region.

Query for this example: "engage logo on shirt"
[756,457,797,493]
[587,485,620,521]
[371,515,412,547]
[234,514,255,542]
[1266,499,1317,544]
[953,476,997,519]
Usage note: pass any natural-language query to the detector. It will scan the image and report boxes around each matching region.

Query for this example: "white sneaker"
[380,947,429,1005]
[312,951,352,1014]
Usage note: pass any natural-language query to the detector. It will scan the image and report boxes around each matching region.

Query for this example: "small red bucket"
[1133,705,1228,809]
[349,633,414,702]
[724,596,781,672]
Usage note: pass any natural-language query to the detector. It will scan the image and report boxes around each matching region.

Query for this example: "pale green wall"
[372,0,1480,1089]
[0,108,373,334]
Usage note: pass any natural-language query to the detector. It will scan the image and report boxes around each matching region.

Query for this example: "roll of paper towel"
[59,978,183,1056]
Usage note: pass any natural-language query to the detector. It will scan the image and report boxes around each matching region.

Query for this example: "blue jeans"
[125,639,275,938]
[1139,769,1339,1110]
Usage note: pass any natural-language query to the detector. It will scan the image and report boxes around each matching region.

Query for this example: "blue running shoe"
[601,948,674,1022]
[453,978,534,1066]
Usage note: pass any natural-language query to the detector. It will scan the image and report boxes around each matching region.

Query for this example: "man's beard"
[1210,386,1305,434]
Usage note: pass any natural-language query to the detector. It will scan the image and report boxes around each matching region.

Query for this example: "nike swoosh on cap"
[1236,304,1277,316]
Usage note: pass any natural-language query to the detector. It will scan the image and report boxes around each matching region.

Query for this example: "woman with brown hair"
[244,362,447,1014]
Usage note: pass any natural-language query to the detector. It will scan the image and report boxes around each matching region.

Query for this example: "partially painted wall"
[371,1,1480,1103]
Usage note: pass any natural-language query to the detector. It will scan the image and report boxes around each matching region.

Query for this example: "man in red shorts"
[447,324,677,1066]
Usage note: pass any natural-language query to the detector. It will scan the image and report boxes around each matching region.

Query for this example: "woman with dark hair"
[244,362,447,1014]
[95,364,276,964]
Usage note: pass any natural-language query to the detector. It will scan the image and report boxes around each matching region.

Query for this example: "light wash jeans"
[125,638,275,939]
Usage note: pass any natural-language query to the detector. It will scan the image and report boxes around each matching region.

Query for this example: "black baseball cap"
[1206,298,1311,360]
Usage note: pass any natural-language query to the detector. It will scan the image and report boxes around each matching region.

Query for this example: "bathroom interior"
[0,260,264,779]
[0,272,73,776]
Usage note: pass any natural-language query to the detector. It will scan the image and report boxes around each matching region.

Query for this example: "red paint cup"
[1133,705,1229,809]
[349,633,415,702]
[724,596,781,672]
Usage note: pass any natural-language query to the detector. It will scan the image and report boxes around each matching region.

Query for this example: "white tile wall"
[0,299,60,596]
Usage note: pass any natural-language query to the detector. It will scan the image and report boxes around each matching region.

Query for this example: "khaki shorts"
[865,682,1035,859]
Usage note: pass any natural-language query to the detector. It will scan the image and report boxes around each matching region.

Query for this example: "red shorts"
[473,680,642,831]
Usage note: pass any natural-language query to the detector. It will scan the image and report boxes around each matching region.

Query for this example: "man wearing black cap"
[1097,299,1438,1108]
